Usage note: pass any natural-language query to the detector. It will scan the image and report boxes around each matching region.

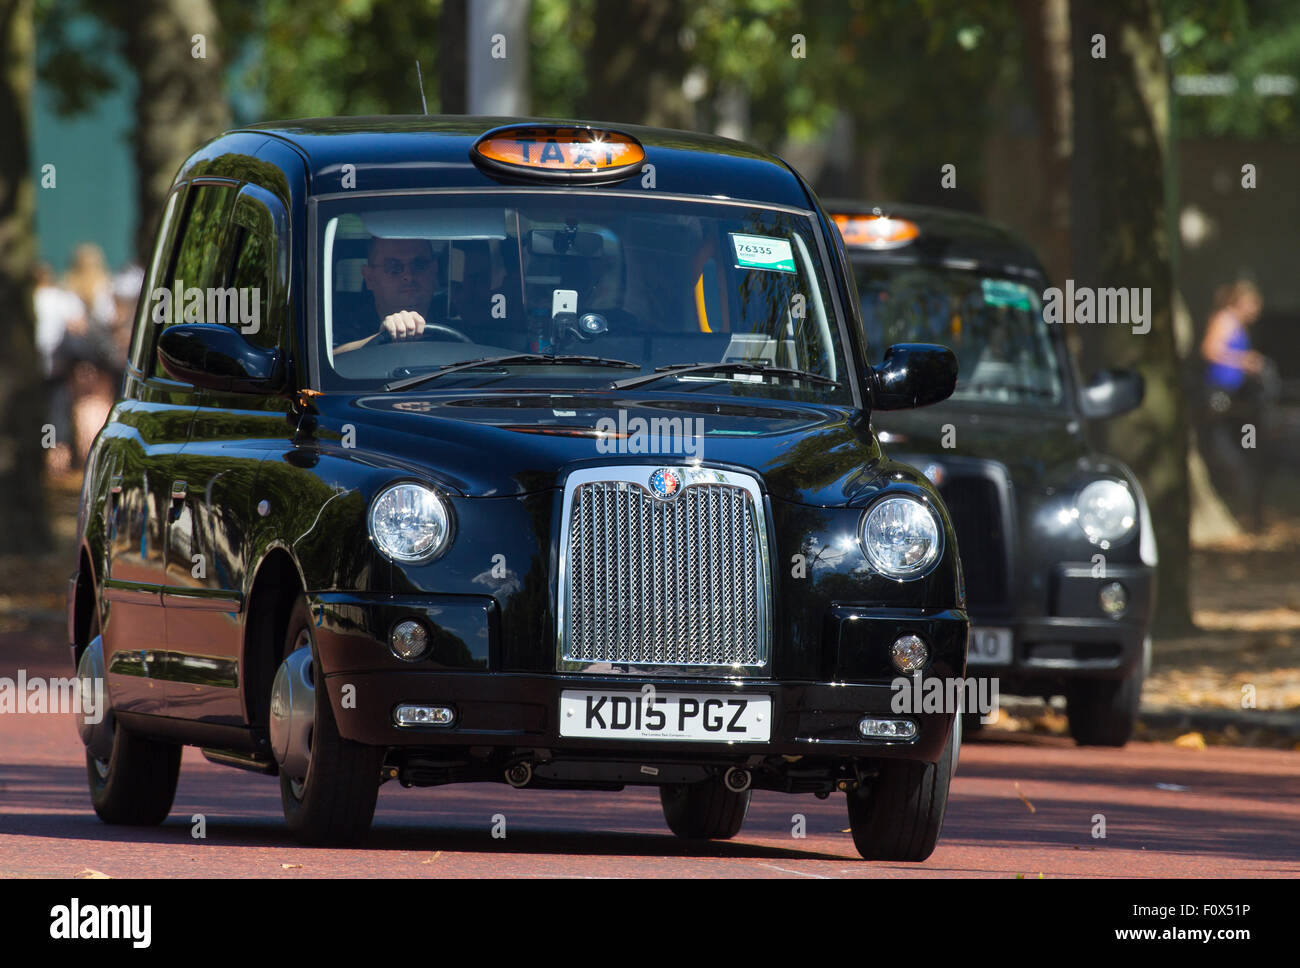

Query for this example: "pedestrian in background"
[34,262,85,474]
[1200,280,1275,531]
[53,244,124,465]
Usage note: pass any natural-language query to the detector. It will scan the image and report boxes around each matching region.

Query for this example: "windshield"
[312,192,852,403]
[852,263,1064,406]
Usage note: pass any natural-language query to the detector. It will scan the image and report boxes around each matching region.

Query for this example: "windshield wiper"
[385,354,639,392]
[610,360,841,391]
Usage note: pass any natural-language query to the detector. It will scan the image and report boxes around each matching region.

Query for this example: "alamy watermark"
[1042,281,1151,335]
[891,674,999,721]
[595,410,704,458]
[150,279,260,334]
[0,670,103,723]
[50,899,150,948]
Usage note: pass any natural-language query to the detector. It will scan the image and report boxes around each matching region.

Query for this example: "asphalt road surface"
[3,647,1299,878]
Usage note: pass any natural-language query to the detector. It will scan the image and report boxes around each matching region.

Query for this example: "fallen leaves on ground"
[1173,731,1207,750]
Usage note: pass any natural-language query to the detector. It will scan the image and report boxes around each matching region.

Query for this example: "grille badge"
[648,468,682,500]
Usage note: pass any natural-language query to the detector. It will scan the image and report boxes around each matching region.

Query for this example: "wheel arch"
[242,545,307,730]
[72,542,99,665]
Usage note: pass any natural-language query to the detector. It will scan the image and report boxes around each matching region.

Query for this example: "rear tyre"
[87,725,182,826]
[847,717,956,862]
[84,612,181,826]
[277,596,383,846]
[1066,669,1142,747]
[660,777,751,840]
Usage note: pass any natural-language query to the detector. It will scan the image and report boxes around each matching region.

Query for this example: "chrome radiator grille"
[557,466,770,674]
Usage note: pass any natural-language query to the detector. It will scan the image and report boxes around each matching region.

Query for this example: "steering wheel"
[420,322,475,343]
[376,322,475,344]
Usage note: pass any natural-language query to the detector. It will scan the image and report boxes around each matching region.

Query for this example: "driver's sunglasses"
[376,257,434,277]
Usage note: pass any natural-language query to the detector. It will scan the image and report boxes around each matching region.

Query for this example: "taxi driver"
[334,237,440,354]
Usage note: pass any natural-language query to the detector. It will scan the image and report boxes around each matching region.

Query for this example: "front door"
[163,183,292,724]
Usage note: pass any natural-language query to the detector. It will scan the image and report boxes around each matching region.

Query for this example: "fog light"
[858,717,919,740]
[1099,581,1128,618]
[890,634,929,673]
[393,704,455,726]
[390,620,429,661]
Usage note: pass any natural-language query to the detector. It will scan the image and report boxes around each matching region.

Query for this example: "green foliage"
[248,0,442,118]
[531,0,593,117]
[1166,0,1300,139]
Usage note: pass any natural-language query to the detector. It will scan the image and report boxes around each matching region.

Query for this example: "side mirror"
[871,343,958,411]
[157,324,283,393]
[1079,368,1143,419]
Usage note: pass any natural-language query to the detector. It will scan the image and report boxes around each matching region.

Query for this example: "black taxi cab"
[68,117,967,860]
[829,202,1157,746]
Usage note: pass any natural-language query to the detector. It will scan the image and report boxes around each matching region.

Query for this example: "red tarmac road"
[2,647,1299,878]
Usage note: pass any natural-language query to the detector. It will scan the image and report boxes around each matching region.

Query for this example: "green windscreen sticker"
[981,278,1034,310]
[731,233,796,273]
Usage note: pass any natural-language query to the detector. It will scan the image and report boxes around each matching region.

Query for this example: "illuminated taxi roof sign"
[471,125,645,182]
[833,213,920,250]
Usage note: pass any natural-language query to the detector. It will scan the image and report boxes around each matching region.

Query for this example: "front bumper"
[309,593,967,764]
[322,671,955,762]
[967,563,1154,690]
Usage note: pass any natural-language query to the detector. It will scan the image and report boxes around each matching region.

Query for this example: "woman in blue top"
[1202,281,1264,391]
[1200,281,1267,530]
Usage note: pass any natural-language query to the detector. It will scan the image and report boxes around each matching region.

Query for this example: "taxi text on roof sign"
[471,125,646,182]
[833,213,920,250]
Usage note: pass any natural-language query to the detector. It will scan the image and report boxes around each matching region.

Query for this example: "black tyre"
[88,725,182,826]
[847,718,956,862]
[277,596,383,846]
[660,777,751,840]
[1066,669,1142,747]
[84,613,181,825]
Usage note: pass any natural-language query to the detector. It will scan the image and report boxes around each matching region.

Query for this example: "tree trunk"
[123,0,229,264]
[439,0,467,114]
[585,0,691,129]
[0,0,51,554]
[1069,0,1193,633]
[1016,0,1073,287]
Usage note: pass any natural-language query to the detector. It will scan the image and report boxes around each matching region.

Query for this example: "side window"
[228,193,280,350]
[128,187,183,373]
[148,183,237,379]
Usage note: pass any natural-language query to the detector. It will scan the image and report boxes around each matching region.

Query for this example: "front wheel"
[274,596,384,846]
[1066,671,1142,747]
[660,777,751,840]
[847,718,956,862]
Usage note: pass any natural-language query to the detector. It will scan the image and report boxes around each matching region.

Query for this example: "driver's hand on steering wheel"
[381,311,426,341]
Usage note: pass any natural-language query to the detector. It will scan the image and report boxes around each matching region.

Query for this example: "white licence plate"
[967,627,1013,665]
[559,690,772,743]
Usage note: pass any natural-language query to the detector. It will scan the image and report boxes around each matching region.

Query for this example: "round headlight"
[860,496,942,579]
[369,483,451,562]
[1074,480,1136,546]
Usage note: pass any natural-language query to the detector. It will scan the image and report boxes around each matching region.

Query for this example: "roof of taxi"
[217,116,815,209]
[825,199,1044,275]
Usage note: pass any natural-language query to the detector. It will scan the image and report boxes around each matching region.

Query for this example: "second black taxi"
[830,202,1157,747]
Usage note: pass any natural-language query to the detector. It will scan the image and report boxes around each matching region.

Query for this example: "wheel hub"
[75,635,115,761]
[270,634,315,786]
